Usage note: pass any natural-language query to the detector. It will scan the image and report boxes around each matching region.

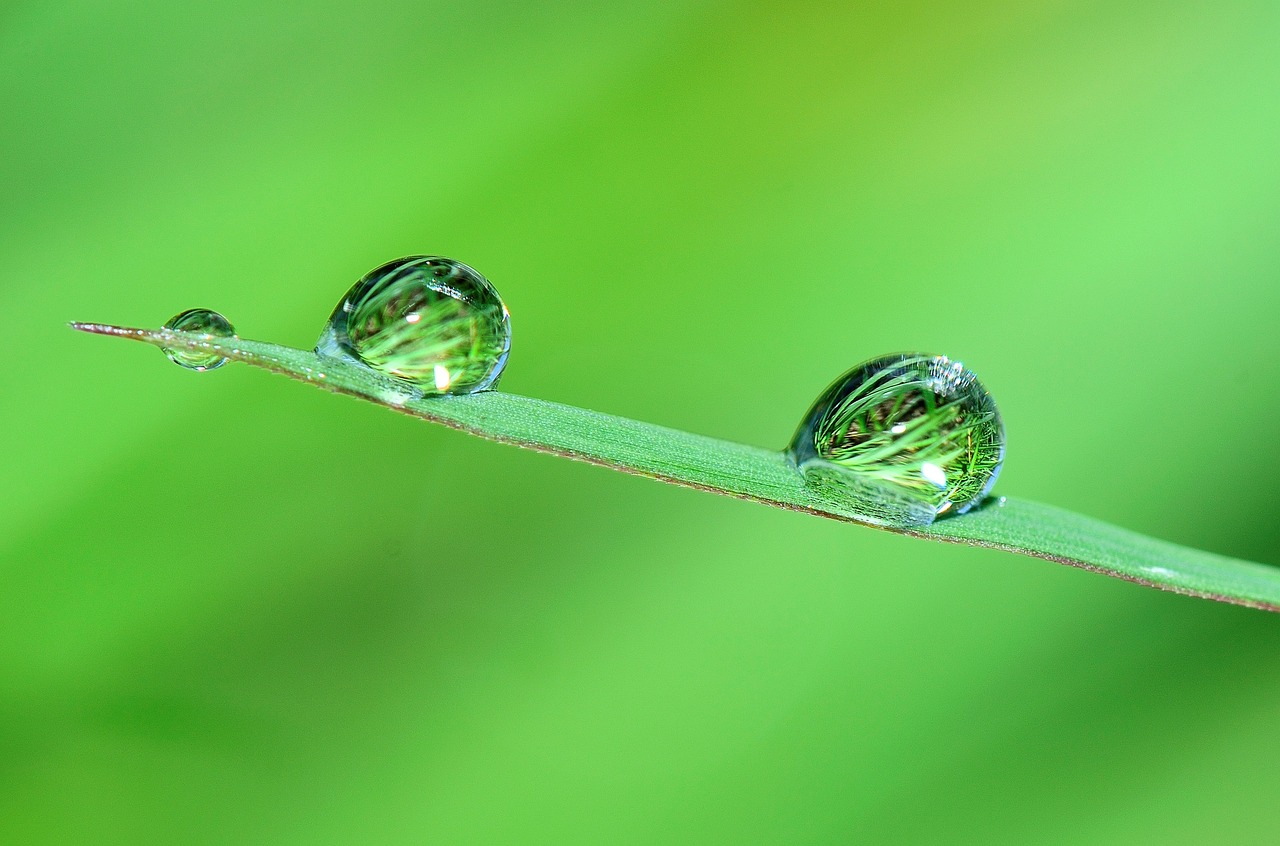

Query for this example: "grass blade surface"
[72,322,1280,613]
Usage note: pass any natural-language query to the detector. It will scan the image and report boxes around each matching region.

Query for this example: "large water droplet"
[162,308,236,371]
[316,256,510,395]
[789,353,1004,525]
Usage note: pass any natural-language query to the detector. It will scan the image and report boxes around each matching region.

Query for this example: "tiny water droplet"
[789,353,1005,526]
[162,308,236,371]
[316,256,511,395]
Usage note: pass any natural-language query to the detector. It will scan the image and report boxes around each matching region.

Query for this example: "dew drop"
[316,256,511,395]
[789,353,1005,526]
[162,308,236,371]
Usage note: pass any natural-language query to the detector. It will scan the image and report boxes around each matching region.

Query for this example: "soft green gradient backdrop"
[3,1,1280,842]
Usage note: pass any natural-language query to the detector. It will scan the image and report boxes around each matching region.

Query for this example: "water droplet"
[316,256,511,395]
[789,353,1005,526]
[162,308,236,371]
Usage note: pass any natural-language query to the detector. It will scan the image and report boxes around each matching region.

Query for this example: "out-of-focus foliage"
[2,1,1279,842]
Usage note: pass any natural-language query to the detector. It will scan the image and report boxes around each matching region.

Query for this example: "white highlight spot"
[434,365,452,392]
[405,313,422,324]
[921,462,947,488]
[891,423,907,435]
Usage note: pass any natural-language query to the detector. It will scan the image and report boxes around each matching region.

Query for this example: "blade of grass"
[70,321,1280,613]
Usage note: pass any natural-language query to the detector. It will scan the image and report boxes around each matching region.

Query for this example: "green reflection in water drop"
[316,256,511,396]
[162,308,236,371]
[789,353,1005,526]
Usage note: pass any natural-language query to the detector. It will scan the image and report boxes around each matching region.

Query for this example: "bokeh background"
[3,1,1280,842]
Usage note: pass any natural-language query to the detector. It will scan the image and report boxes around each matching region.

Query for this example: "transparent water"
[315,256,510,396]
[789,353,1005,526]
[162,308,236,371]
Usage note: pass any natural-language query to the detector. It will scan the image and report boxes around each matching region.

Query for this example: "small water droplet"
[315,256,511,395]
[162,308,236,371]
[789,353,1005,526]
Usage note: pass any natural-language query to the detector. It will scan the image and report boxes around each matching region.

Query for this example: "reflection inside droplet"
[162,308,236,371]
[315,255,511,396]
[788,353,1005,526]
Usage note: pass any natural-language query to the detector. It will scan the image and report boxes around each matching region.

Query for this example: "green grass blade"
[70,321,1280,613]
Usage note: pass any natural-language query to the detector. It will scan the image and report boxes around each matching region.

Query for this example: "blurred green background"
[3,1,1280,842]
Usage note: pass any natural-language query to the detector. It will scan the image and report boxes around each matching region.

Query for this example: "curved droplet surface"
[162,308,236,371]
[789,353,1004,525]
[316,256,510,395]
